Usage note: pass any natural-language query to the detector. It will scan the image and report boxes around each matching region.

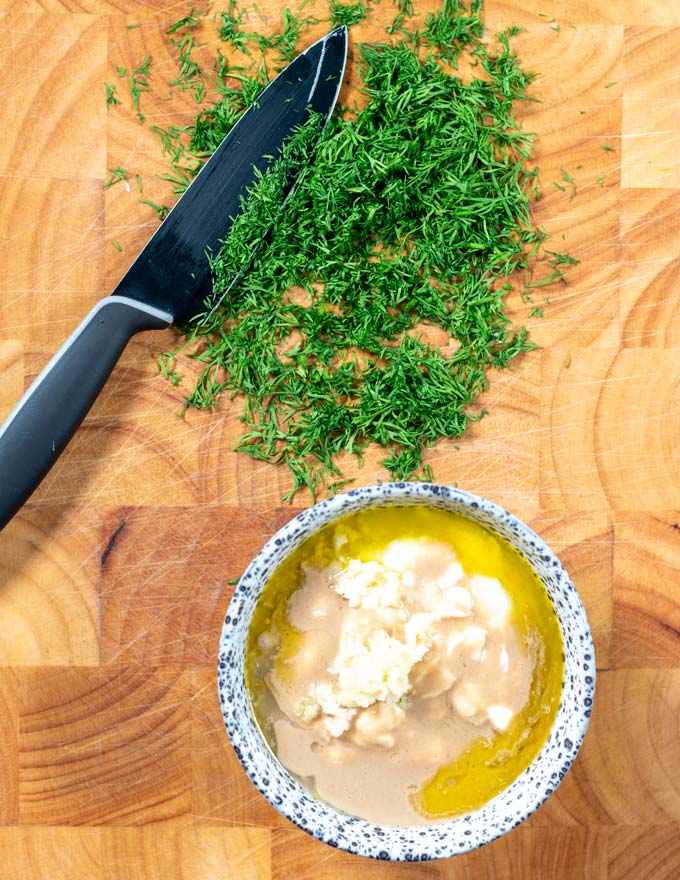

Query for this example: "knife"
[0,26,348,530]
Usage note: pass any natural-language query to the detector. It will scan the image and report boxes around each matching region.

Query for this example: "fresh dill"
[103,167,127,189]
[139,198,170,220]
[545,250,580,267]
[257,6,320,65]
[129,54,153,114]
[423,0,484,67]
[167,7,209,102]
[112,239,122,252]
[170,32,207,102]
[218,0,253,53]
[560,168,576,200]
[167,6,203,33]
[601,144,615,152]
[115,0,572,499]
[329,1,368,28]
[104,82,121,107]
[158,351,182,385]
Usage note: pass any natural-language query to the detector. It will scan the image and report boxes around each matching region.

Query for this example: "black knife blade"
[0,26,348,530]
[116,26,348,323]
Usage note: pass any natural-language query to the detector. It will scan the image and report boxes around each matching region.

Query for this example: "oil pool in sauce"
[246,506,564,824]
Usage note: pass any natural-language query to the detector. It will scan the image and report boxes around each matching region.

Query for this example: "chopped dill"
[218,0,252,52]
[167,6,203,33]
[560,168,576,200]
[158,351,182,385]
[114,0,573,499]
[167,7,209,102]
[423,0,484,67]
[329,1,368,28]
[112,239,122,252]
[256,6,320,65]
[601,144,615,152]
[129,54,153,114]
[170,32,207,102]
[385,13,406,34]
[103,167,127,189]
[139,198,170,220]
[104,82,120,107]
[546,250,580,267]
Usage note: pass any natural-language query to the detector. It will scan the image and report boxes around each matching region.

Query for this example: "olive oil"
[246,505,564,821]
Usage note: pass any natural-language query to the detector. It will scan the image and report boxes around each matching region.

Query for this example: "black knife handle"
[0,296,172,530]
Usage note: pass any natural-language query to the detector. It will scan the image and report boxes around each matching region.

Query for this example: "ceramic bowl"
[217,483,595,861]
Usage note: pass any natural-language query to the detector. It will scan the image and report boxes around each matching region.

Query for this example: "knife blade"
[0,26,348,530]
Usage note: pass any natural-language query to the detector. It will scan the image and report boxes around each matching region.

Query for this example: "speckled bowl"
[217,483,595,861]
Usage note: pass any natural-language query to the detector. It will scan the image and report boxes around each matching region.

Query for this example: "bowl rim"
[217,482,596,861]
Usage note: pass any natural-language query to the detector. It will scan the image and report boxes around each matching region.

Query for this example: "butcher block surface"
[1,1,680,877]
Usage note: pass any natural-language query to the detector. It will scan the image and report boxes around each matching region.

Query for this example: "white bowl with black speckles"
[217,483,595,861]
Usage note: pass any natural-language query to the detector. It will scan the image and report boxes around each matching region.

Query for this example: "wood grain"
[0,0,679,877]
[0,670,19,825]
[100,506,299,666]
[621,188,680,347]
[0,828,103,880]
[613,514,680,666]
[271,826,609,879]
[17,667,191,825]
[0,507,99,666]
[609,826,680,880]
[622,28,680,189]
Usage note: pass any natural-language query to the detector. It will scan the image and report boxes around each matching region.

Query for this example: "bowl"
[217,483,595,861]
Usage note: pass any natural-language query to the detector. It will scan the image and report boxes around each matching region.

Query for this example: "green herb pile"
[112,0,574,500]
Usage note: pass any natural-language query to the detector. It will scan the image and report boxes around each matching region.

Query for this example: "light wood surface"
[0,1,679,877]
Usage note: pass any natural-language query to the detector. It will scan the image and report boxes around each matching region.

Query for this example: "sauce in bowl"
[246,505,563,825]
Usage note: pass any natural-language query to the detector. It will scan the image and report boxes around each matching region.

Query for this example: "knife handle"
[0,296,172,530]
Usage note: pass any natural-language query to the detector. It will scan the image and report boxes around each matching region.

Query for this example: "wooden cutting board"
[0,1,679,877]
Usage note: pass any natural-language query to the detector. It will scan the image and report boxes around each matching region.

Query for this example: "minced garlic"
[291,539,522,742]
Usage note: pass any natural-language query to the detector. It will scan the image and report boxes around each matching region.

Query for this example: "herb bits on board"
[110,1,577,500]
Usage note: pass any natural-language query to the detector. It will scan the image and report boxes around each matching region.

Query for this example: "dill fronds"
[114,0,574,499]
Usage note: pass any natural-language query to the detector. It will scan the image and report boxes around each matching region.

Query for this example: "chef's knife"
[0,26,347,530]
